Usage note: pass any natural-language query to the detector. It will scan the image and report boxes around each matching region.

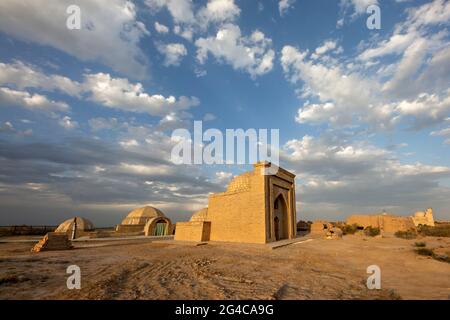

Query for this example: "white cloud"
[173,25,194,41]
[157,43,188,66]
[394,90,450,129]
[0,61,200,118]
[197,0,241,28]
[0,87,69,112]
[340,0,379,16]
[146,0,195,24]
[403,0,450,30]
[279,0,296,17]
[154,21,169,34]
[281,45,382,127]
[0,61,81,96]
[196,24,275,78]
[281,1,450,132]
[0,121,14,132]
[215,171,233,183]
[282,135,450,218]
[147,0,240,34]
[83,73,199,116]
[58,116,78,129]
[338,0,378,27]
[358,33,417,62]
[0,0,149,79]
[119,139,140,147]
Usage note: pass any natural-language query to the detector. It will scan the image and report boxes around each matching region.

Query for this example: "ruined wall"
[174,221,211,242]
[115,224,145,234]
[347,215,381,228]
[347,214,416,233]
[382,216,416,233]
[310,220,333,233]
[412,208,435,227]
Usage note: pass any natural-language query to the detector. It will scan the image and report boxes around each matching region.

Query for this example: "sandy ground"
[0,234,449,300]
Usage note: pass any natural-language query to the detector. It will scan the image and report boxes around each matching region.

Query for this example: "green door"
[154,222,167,236]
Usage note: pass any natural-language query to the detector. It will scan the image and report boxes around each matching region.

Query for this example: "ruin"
[412,208,435,227]
[310,220,333,234]
[31,232,73,252]
[55,216,95,239]
[347,212,416,233]
[175,162,297,244]
[116,206,173,236]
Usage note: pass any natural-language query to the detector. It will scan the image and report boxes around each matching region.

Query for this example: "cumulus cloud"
[0,61,81,96]
[83,73,199,116]
[58,116,78,129]
[281,135,450,219]
[279,0,296,17]
[147,0,240,32]
[156,43,188,66]
[196,24,275,78]
[0,60,200,118]
[0,87,69,112]
[0,0,150,79]
[154,21,169,34]
[281,0,450,132]
[196,0,241,28]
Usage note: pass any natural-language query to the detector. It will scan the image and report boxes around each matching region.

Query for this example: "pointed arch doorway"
[273,194,289,241]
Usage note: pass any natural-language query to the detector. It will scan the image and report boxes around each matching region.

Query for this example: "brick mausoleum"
[175,162,297,244]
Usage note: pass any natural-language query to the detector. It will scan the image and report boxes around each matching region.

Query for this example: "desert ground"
[0,234,449,300]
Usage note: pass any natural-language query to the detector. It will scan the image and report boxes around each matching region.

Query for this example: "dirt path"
[0,235,449,300]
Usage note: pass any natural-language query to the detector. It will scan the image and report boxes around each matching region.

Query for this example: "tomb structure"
[175,162,297,244]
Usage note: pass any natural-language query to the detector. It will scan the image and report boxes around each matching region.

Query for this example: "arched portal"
[153,220,168,236]
[144,217,172,236]
[273,194,289,241]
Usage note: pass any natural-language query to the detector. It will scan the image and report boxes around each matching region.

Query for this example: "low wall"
[115,224,145,234]
[174,221,211,242]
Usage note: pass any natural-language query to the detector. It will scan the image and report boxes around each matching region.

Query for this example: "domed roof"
[226,173,251,192]
[190,208,209,222]
[121,206,166,225]
[55,216,94,232]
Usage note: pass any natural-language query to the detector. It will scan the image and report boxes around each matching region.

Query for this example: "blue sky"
[0,0,449,226]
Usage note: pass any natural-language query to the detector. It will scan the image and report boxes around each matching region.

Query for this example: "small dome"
[190,208,209,222]
[121,206,166,225]
[55,217,94,233]
[226,173,251,192]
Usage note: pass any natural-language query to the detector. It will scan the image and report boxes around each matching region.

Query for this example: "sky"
[0,0,449,226]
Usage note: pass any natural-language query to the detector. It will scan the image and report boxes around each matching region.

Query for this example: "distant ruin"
[347,208,435,234]
[412,208,435,227]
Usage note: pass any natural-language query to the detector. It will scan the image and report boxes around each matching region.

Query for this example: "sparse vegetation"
[335,223,359,235]
[394,229,417,239]
[414,242,426,247]
[413,246,450,264]
[364,226,380,237]
[418,224,450,237]
[415,248,433,256]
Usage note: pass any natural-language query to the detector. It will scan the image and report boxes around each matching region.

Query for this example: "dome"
[121,206,166,225]
[226,173,251,192]
[190,208,209,222]
[55,216,95,233]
